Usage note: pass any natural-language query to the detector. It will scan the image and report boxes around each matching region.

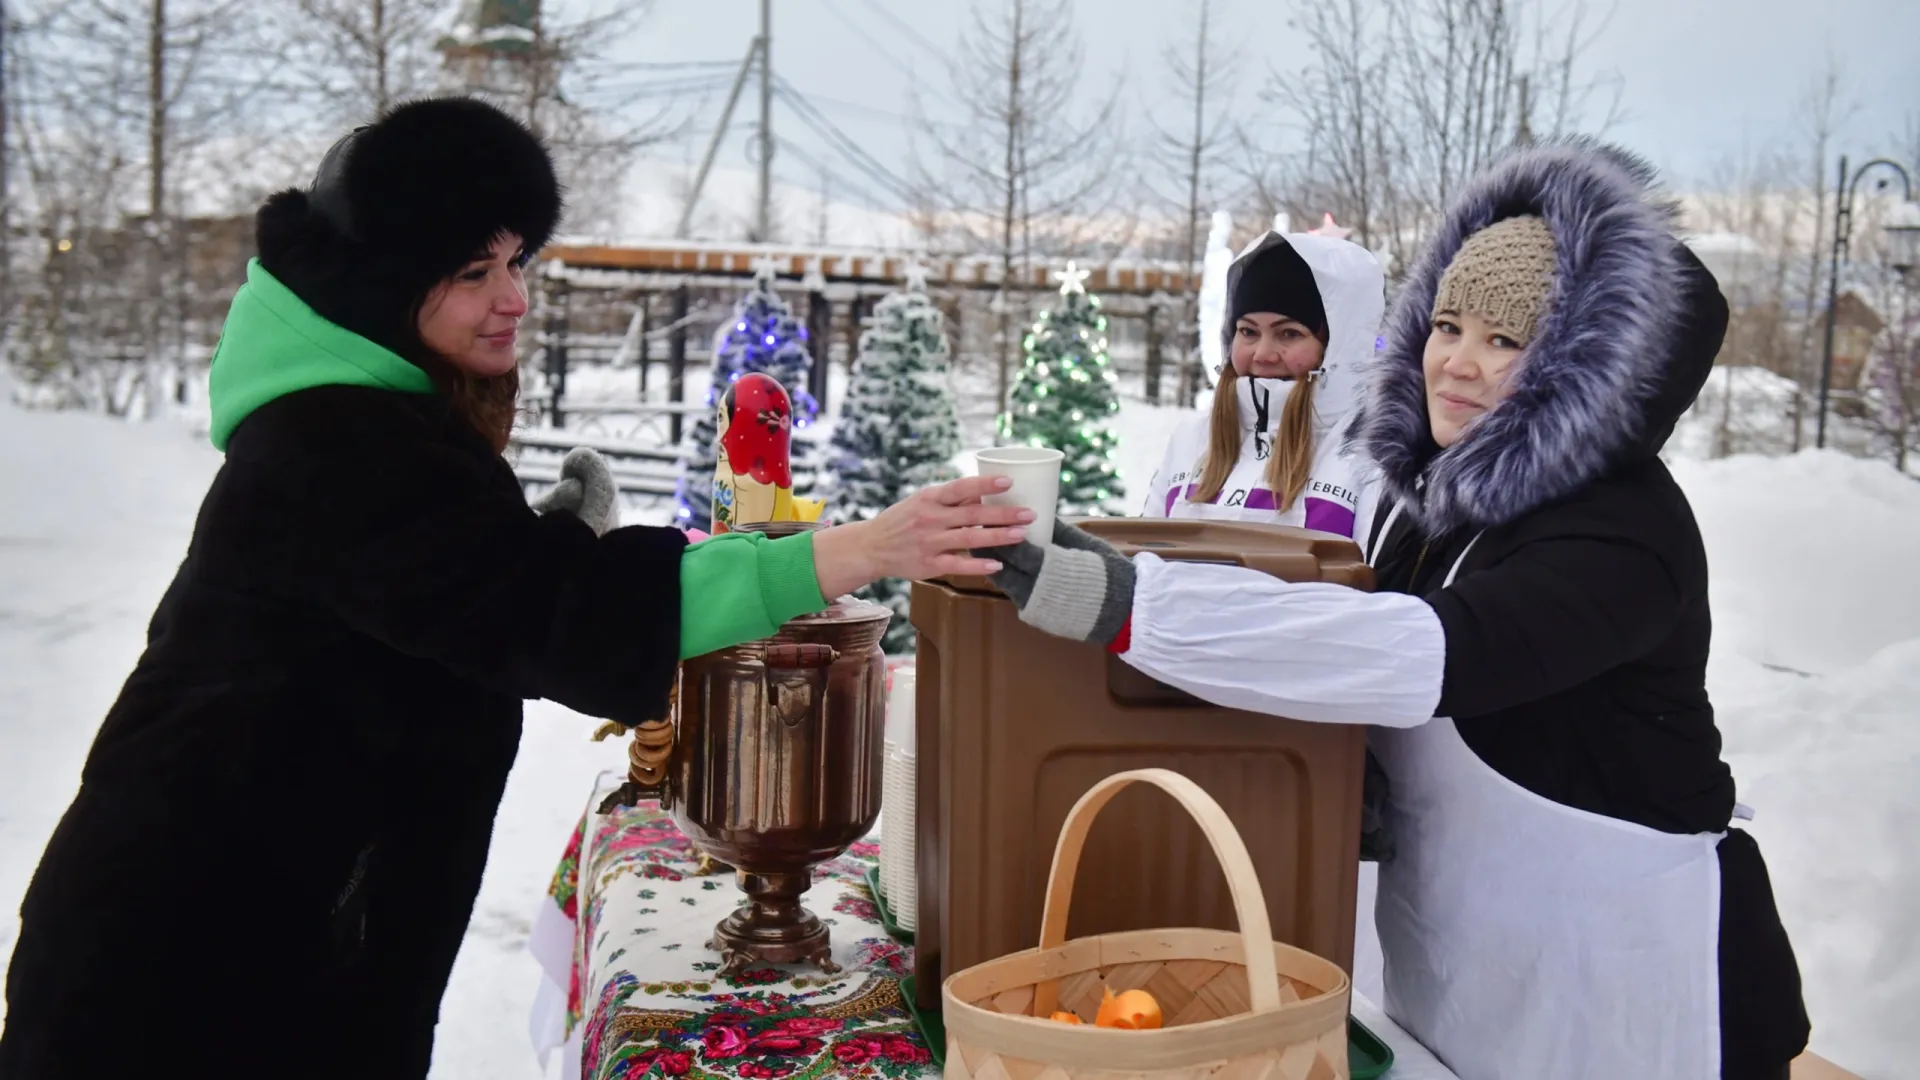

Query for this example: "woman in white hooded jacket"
[1142,230,1386,543]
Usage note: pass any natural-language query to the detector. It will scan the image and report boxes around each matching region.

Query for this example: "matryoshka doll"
[712,372,794,534]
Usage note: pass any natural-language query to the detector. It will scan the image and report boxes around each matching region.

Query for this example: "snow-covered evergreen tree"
[997,263,1125,516]
[826,270,962,652]
[675,267,821,531]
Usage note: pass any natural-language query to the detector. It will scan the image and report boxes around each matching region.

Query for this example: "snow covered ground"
[1,386,1916,1078]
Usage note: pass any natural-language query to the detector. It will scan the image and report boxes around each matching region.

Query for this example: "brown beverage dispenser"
[599,521,894,978]
[907,518,1374,1009]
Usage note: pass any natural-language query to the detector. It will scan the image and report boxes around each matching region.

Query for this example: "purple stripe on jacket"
[1167,485,1357,537]
[1303,496,1356,537]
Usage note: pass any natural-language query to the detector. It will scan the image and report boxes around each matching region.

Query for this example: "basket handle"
[1030,768,1281,1019]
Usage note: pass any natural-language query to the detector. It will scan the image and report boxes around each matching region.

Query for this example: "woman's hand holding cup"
[812,476,1033,599]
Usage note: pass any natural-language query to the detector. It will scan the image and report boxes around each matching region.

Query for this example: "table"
[529,774,933,1079]
[530,772,1458,1080]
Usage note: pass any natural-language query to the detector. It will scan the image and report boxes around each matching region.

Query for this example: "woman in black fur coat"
[0,97,1029,1079]
[979,140,1810,1079]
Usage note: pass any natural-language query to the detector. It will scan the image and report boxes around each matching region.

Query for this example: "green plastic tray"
[900,975,946,1065]
[899,975,1393,1077]
[1348,1014,1396,1079]
[864,864,915,945]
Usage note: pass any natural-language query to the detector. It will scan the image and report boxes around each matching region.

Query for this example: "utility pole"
[755,0,772,243]
[1513,74,1535,147]
[1170,0,1210,407]
[677,36,760,239]
[373,0,388,113]
[526,0,544,137]
[1,0,11,328]
[146,0,168,417]
[149,0,165,225]
[1817,155,1849,450]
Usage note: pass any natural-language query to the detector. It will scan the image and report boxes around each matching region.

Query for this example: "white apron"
[1363,505,1726,1080]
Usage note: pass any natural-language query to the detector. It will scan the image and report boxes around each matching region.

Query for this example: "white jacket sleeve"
[1120,553,1443,727]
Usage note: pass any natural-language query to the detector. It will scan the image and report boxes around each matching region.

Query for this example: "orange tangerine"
[1093,986,1163,1030]
[1048,1010,1083,1025]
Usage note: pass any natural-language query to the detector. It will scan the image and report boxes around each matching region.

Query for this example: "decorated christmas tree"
[675,266,821,531]
[826,267,963,652]
[997,262,1125,516]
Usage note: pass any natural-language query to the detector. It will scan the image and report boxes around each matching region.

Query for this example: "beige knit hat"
[1431,214,1558,345]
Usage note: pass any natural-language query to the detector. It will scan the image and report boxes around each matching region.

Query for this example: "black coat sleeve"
[1426,529,1688,718]
[229,404,688,724]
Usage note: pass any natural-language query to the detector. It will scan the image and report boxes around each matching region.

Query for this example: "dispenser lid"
[791,594,894,627]
[933,517,1374,595]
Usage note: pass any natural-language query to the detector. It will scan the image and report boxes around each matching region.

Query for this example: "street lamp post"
[1817,156,1917,449]
[1886,200,1920,280]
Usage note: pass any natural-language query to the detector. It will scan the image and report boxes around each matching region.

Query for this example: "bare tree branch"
[909,0,1133,415]
[1136,0,1236,403]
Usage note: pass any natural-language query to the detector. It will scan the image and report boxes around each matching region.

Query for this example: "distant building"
[438,0,538,104]
[1683,232,1772,311]
[1818,290,1888,391]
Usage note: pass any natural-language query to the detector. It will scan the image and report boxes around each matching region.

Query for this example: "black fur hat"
[255,96,564,356]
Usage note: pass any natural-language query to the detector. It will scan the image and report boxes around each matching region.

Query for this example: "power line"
[853,0,946,58]
[778,94,913,204]
[773,78,916,204]
[584,57,742,73]
[777,102,911,205]
[783,85,968,134]
[817,0,919,81]
[783,87,909,126]
[773,134,891,210]
[582,71,736,100]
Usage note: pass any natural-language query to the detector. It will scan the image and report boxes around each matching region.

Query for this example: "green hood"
[207,259,435,451]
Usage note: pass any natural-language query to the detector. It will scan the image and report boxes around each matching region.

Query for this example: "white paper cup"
[974,446,1064,542]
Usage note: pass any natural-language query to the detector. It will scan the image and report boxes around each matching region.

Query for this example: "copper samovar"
[602,522,890,976]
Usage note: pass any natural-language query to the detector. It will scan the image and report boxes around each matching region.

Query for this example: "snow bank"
[1711,636,1920,1078]
[1669,364,1895,471]
[1675,450,1920,1080]
[0,406,221,1005]
[1676,450,1920,676]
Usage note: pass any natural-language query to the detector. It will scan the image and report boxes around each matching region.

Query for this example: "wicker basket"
[941,768,1352,1079]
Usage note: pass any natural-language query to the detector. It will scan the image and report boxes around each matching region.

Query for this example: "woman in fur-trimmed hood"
[977,138,1810,1079]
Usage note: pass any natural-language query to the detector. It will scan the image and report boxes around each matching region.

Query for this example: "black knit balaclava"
[1230,241,1327,338]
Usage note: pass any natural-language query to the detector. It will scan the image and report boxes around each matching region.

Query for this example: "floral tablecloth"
[529,772,935,1080]
[530,773,1459,1080]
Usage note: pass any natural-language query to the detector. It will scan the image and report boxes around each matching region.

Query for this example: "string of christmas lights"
[996,262,1125,516]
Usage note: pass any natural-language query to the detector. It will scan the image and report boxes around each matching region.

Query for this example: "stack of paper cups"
[878,664,917,931]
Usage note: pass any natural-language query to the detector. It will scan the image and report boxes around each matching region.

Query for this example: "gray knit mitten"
[530,446,621,536]
[981,520,1136,647]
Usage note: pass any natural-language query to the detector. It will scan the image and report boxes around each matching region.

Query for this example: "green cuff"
[677,531,829,660]
[758,532,830,625]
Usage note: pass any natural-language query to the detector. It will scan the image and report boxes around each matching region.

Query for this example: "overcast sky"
[599,0,1918,211]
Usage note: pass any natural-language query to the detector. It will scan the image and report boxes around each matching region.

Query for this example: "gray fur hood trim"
[1348,138,1689,535]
